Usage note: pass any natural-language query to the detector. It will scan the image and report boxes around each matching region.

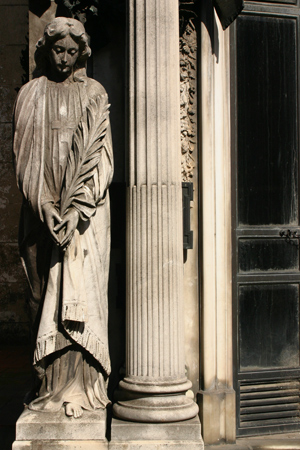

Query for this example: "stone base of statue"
[12,407,108,450]
[110,416,204,450]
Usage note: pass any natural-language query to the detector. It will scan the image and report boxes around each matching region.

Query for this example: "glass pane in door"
[237,15,298,226]
[239,284,300,371]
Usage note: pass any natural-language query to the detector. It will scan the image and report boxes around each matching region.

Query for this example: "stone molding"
[198,4,236,444]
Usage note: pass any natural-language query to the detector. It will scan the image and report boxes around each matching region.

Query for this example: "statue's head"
[34,17,91,79]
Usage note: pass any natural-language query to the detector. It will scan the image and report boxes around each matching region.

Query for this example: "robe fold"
[13,74,114,412]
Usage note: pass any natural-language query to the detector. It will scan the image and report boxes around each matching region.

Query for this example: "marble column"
[113,0,199,423]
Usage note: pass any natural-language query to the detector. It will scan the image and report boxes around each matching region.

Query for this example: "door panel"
[237,14,298,226]
[239,283,299,371]
[232,1,300,436]
[238,238,300,272]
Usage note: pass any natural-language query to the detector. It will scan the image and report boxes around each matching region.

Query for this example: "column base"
[110,416,204,450]
[113,394,199,423]
[113,378,199,422]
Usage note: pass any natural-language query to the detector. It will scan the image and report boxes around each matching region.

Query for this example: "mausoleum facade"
[1,0,300,448]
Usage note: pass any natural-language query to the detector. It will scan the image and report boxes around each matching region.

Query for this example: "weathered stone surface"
[109,441,204,450]
[0,281,30,344]
[0,244,25,282]
[0,202,20,243]
[0,282,29,327]
[199,15,235,444]
[0,163,22,243]
[0,321,29,344]
[0,0,28,5]
[0,5,28,45]
[13,441,108,450]
[0,282,29,307]
[0,123,13,162]
[0,45,27,87]
[111,417,202,441]
[0,85,18,122]
[15,408,107,441]
[0,163,22,206]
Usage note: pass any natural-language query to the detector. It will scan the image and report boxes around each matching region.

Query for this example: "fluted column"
[113,0,199,423]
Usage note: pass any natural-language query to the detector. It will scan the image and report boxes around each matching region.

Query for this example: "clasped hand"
[42,203,79,250]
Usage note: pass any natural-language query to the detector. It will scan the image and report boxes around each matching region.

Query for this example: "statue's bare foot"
[65,403,83,418]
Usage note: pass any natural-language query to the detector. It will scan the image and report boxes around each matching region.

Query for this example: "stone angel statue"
[13,17,113,418]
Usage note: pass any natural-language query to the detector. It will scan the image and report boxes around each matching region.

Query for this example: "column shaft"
[113,0,199,422]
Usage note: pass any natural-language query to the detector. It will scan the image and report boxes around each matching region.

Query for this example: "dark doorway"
[231,0,300,436]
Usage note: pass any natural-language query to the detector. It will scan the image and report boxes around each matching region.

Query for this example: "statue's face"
[50,34,79,79]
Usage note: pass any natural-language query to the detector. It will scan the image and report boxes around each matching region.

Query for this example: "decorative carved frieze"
[179,2,198,182]
[55,0,99,22]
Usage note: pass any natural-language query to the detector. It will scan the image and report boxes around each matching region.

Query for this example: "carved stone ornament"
[180,17,197,182]
[12,17,113,419]
[55,0,99,23]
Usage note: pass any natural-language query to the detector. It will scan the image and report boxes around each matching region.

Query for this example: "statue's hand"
[54,209,79,250]
[42,203,62,245]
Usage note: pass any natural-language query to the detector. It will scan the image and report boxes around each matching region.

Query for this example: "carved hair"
[34,17,92,77]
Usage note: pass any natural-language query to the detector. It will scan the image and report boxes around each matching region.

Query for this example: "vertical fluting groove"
[135,0,146,186]
[145,0,150,185]
[157,190,163,378]
[177,183,185,376]
[175,184,181,376]
[151,185,159,377]
[158,187,164,377]
[115,0,200,424]
[146,187,153,377]
[136,187,142,375]
[172,184,179,375]
[166,185,173,376]
[132,187,137,375]
[169,184,174,377]
[129,0,134,186]
[162,0,168,184]
[172,184,178,376]
[147,185,153,377]
[162,184,169,376]
[127,0,185,381]
[144,0,153,374]
[156,1,164,376]
[127,188,131,374]
[165,0,171,183]
[141,185,147,376]
[155,0,160,186]
[173,184,178,376]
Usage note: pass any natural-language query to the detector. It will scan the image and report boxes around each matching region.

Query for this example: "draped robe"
[13,74,113,412]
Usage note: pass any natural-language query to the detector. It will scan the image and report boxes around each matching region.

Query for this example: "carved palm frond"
[60,95,109,217]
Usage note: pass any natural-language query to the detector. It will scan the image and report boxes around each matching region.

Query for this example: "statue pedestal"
[12,408,108,449]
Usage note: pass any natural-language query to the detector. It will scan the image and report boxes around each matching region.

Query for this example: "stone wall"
[0,0,30,344]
